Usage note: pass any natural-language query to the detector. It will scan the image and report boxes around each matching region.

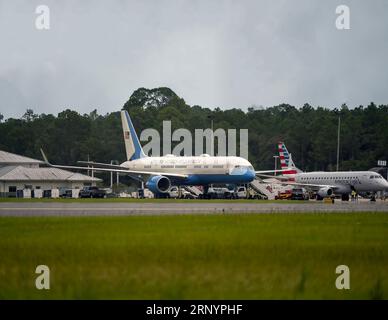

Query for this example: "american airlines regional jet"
[272,142,388,200]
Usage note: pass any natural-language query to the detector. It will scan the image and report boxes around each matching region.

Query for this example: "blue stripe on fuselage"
[175,170,256,185]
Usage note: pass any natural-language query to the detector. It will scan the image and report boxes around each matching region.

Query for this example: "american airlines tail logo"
[278,143,289,168]
[278,142,297,181]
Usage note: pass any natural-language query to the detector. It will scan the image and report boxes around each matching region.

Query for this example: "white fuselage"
[120,155,256,185]
[295,171,388,194]
[121,155,251,174]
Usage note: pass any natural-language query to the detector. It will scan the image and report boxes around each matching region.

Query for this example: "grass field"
[0,212,387,299]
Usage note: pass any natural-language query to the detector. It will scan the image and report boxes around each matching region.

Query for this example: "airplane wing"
[271,180,338,189]
[77,160,124,169]
[255,173,290,180]
[255,169,290,175]
[40,149,188,179]
[256,173,338,190]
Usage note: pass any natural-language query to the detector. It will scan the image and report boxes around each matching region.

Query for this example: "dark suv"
[291,188,309,200]
[79,186,106,198]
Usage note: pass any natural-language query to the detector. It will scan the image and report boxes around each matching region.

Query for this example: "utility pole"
[110,160,113,188]
[273,155,279,173]
[336,116,341,171]
[110,160,119,188]
[87,154,90,176]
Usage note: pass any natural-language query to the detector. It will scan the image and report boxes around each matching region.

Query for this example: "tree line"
[0,87,387,177]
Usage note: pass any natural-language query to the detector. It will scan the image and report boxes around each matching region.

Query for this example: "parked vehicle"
[235,186,247,199]
[168,186,179,198]
[275,190,292,200]
[79,186,106,198]
[59,188,73,198]
[168,186,196,199]
[291,188,309,200]
[137,188,154,199]
[235,186,263,199]
[203,187,234,199]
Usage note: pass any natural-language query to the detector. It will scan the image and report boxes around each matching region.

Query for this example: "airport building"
[0,150,101,197]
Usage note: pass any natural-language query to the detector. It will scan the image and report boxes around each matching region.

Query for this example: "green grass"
[0,213,387,299]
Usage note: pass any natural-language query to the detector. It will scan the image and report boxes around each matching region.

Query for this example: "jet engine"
[317,187,333,197]
[146,175,171,193]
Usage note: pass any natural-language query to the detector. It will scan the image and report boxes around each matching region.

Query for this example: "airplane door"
[226,158,230,174]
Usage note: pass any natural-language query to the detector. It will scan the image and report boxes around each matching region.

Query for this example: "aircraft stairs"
[249,179,276,200]
[183,185,203,197]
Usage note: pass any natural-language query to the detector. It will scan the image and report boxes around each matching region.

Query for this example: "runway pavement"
[0,200,387,216]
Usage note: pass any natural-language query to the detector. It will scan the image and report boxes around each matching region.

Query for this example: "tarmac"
[0,199,387,216]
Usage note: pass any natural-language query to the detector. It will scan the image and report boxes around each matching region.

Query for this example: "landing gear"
[371,194,376,202]
[341,194,350,201]
[199,185,210,199]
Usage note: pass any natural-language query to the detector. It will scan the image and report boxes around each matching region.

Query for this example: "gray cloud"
[0,0,387,119]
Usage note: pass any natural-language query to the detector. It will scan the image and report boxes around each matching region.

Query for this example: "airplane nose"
[248,169,256,180]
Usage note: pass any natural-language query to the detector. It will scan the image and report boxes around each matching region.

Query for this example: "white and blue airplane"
[41,110,277,195]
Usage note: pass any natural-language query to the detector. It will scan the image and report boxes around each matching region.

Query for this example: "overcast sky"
[0,0,387,119]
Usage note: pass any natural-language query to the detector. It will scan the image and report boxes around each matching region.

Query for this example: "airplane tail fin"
[277,142,301,181]
[120,110,147,161]
[278,141,290,169]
